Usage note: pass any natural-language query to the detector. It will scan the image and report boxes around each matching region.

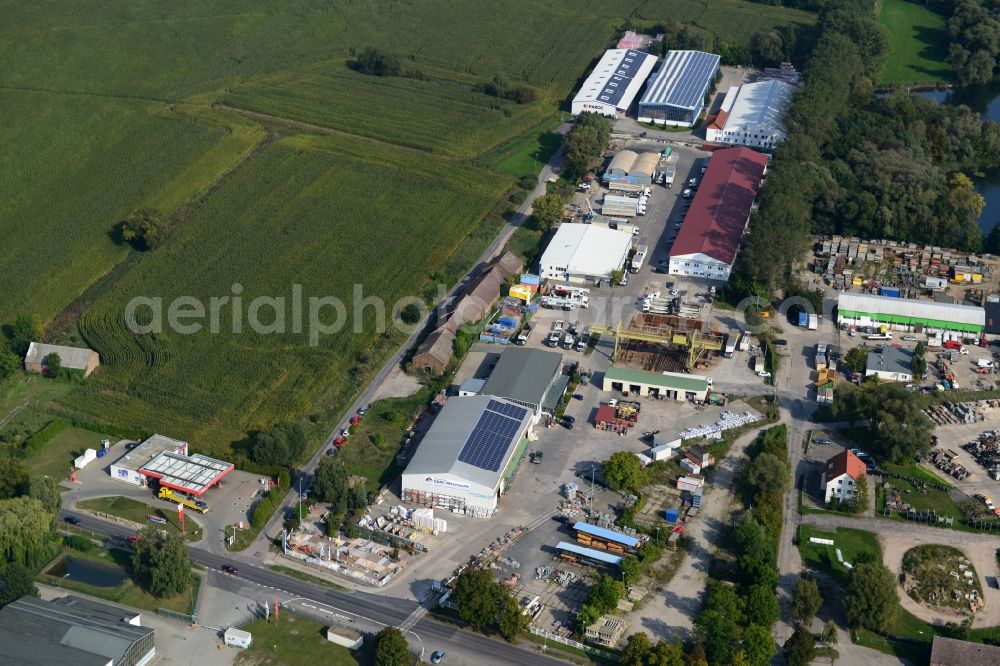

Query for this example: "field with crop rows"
[0,92,264,323]
[223,65,557,158]
[62,134,510,452]
[635,0,815,43]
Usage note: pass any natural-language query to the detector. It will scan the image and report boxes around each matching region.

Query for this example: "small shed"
[224,627,252,649]
[325,626,364,650]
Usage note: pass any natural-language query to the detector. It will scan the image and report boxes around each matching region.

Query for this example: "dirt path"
[630,427,761,641]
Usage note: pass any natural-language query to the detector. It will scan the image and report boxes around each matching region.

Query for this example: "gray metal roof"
[865,345,914,377]
[481,347,563,409]
[930,636,1000,666]
[639,50,720,110]
[542,373,571,412]
[573,49,658,109]
[403,395,532,490]
[0,626,107,666]
[24,342,97,369]
[0,595,152,666]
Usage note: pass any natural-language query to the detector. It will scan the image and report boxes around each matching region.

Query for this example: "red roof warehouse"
[668,147,768,281]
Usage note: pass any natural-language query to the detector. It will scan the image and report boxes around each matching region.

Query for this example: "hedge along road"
[250,126,572,557]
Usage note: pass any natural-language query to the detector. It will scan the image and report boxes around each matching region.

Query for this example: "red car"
[349,415,362,426]
[334,436,346,447]
[126,535,138,544]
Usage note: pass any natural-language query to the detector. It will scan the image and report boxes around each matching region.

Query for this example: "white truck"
[630,245,648,274]
[661,164,676,188]
[724,334,737,358]
[738,331,750,351]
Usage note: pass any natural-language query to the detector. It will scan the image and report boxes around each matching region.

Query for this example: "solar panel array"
[456,399,528,472]
[597,50,653,107]
[640,50,721,110]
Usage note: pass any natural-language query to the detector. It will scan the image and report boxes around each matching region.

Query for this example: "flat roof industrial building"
[109,434,233,496]
[602,366,711,401]
[480,347,564,416]
[0,595,155,666]
[571,49,658,118]
[668,147,769,281]
[401,395,533,518]
[837,293,986,335]
[638,50,720,127]
[539,223,633,284]
[706,79,796,150]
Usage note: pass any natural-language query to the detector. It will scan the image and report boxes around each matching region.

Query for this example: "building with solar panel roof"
[401,395,534,518]
[638,50,721,127]
[571,48,658,118]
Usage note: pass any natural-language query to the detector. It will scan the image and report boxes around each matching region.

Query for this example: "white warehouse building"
[638,50,720,127]
[571,49,658,118]
[401,396,534,518]
[705,79,796,150]
[539,223,633,284]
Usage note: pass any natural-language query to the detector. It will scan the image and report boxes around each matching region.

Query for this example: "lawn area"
[478,115,564,178]
[877,0,952,84]
[38,547,200,615]
[233,612,360,666]
[797,525,881,583]
[268,565,346,590]
[27,426,108,480]
[882,462,954,488]
[78,496,204,542]
[337,388,437,492]
[878,474,970,527]
[60,133,510,454]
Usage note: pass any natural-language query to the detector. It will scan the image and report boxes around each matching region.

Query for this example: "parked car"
[573,393,584,400]
[340,428,351,438]
[757,370,772,378]
[326,448,338,455]
[127,535,138,544]
[773,339,788,346]
[563,415,576,424]
[222,565,240,575]
[813,438,832,446]
[357,405,369,416]
[431,651,446,664]
[64,516,81,526]
[562,420,574,430]
[682,188,692,198]
[578,182,591,191]
[902,335,918,342]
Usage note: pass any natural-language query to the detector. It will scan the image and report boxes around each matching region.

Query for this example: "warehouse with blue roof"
[638,50,721,127]
[571,48,658,118]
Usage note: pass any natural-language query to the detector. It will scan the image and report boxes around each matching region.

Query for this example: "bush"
[351,47,403,76]
[64,535,94,552]
[23,418,69,454]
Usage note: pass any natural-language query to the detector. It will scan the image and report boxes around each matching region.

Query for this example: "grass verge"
[79,496,203,541]
[268,564,346,590]
[233,611,360,666]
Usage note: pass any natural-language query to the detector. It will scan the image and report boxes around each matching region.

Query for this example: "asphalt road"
[59,509,573,666]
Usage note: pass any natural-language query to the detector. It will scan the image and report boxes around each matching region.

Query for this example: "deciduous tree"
[455,569,499,631]
[531,193,565,231]
[312,456,348,506]
[748,452,790,496]
[131,527,191,598]
[784,626,817,666]
[373,626,409,666]
[603,451,648,492]
[742,624,777,666]
[0,563,38,607]
[845,561,897,630]
[621,631,652,666]
[791,575,822,626]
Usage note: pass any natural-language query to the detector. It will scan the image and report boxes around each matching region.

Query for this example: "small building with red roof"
[821,449,867,504]
[668,147,769,282]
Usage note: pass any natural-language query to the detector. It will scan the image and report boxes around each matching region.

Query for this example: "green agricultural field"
[479,115,565,179]
[877,0,952,84]
[223,66,557,158]
[61,134,509,453]
[0,93,264,323]
[635,0,815,44]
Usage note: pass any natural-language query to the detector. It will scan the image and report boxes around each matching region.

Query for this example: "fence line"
[529,626,620,662]
[157,608,197,624]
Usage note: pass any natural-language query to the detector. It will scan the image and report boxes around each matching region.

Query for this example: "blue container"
[665,508,680,523]
[797,312,808,326]
[96,449,106,458]
[520,274,540,286]
[497,317,516,328]
[880,287,901,298]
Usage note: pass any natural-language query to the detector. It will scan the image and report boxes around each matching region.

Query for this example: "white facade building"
[401,396,533,518]
[571,49,658,118]
[821,450,866,504]
[705,79,796,149]
[539,224,633,283]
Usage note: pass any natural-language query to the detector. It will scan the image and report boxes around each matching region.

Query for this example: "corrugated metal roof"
[540,224,633,278]
[573,521,640,548]
[556,541,623,565]
[639,50,720,110]
[481,347,563,409]
[669,147,768,264]
[717,79,795,137]
[24,342,97,369]
[403,395,532,490]
[573,49,658,110]
[604,366,710,393]
[838,293,985,327]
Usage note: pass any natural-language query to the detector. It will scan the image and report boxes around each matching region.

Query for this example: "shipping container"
[797,311,808,327]
[879,287,901,298]
[808,314,818,330]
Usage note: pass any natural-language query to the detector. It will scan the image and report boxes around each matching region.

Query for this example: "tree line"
[737,0,1000,293]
